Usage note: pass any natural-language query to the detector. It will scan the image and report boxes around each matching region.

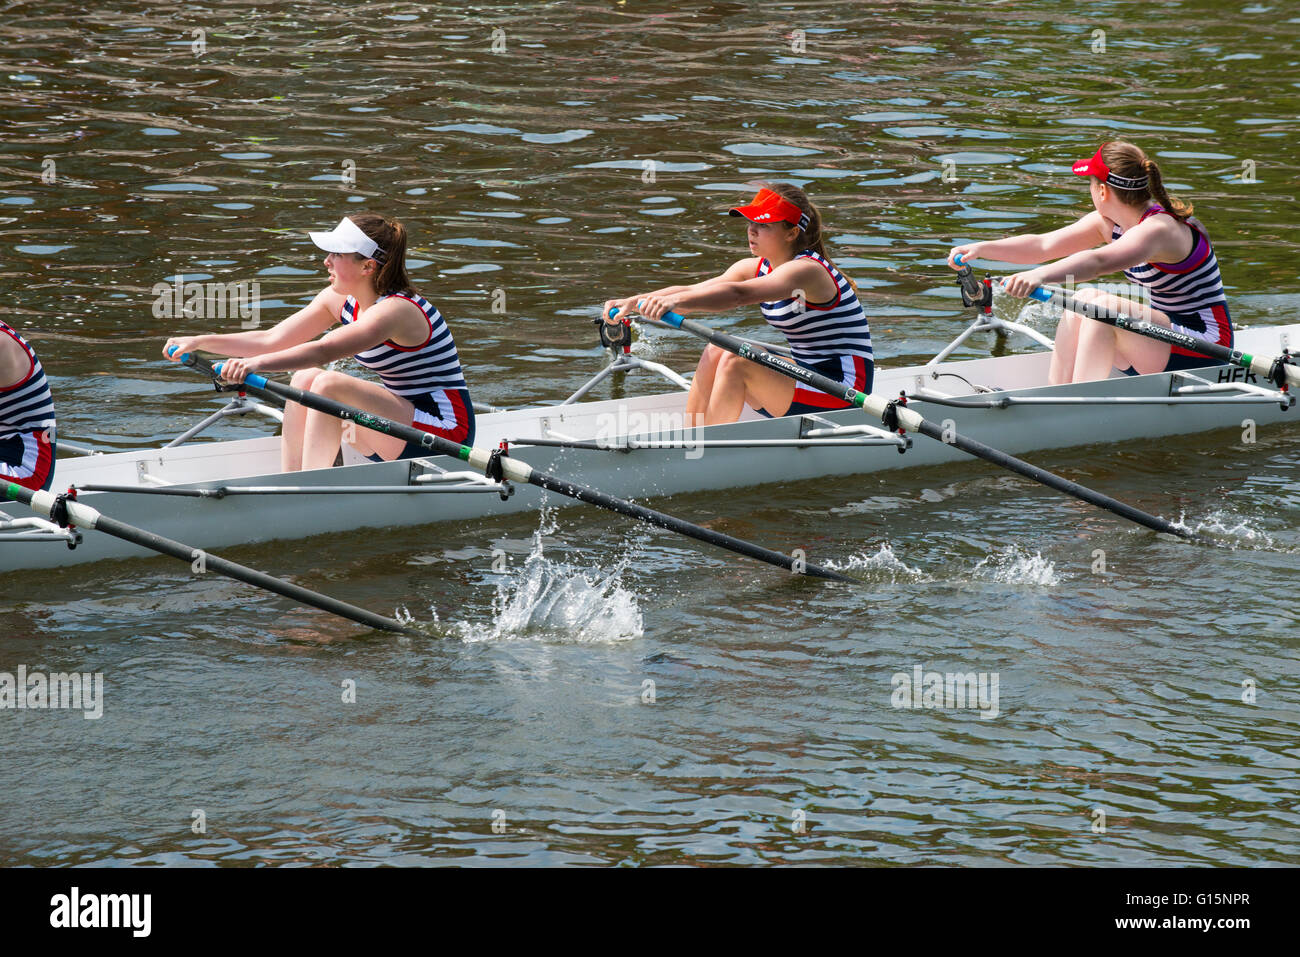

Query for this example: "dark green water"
[1,0,1297,865]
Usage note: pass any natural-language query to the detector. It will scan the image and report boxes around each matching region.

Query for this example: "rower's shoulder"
[308,285,349,318]
[0,330,31,388]
[371,291,434,319]
[724,256,763,280]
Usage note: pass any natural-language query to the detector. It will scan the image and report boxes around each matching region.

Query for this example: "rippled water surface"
[1,1,1298,866]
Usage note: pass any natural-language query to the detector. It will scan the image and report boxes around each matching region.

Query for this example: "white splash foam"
[827,543,931,582]
[971,546,1060,586]
[1173,510,1277,550]
[451,521,643,644]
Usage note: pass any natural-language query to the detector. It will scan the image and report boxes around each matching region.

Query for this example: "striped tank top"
[755,250,872,364]
[340,291,468,395]
[1110,206,1227,314]
[0,318,56,437]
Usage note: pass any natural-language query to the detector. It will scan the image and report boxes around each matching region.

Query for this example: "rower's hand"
[216,356,258,385]
[163,337,201,361]
[635,295,678,322]
[602,298,638,324]
[947,245,980,270]
[1001,268,1048,299]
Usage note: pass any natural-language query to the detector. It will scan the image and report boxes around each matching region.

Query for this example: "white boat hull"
[3,324,1296,572]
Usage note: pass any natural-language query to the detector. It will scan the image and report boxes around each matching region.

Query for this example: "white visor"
[308,217,386,262]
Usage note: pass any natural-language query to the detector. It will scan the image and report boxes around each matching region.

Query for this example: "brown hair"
[1098,141,1194,223]
[348,213,413,296]
[750,181,858,293]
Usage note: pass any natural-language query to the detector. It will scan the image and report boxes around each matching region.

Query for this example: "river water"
[1,1,1297,865]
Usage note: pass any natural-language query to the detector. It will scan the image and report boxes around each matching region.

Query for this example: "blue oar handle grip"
[954,253,967,266]
[605,302,685,329]
[211,360,268,389]
[995,278,1055,303]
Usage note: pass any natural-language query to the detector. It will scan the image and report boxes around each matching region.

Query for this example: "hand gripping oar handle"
[952,253,987,308]
[172,351,853,583]
[618,305,1194,540]
[4,482,414,634]
[1014,283,1300,392]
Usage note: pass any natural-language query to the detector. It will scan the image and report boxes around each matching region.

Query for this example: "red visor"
[1072,146,1149,190]
[729,188,810,231]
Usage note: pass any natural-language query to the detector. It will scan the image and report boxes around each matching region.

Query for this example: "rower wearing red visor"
[604,182,873,426]
[949,140,1232,384]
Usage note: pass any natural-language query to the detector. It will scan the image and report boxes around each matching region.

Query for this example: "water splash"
[450,519,644,644]
[826,543,931,582]
[1173,510,1278,550]
[970,546,1059,586]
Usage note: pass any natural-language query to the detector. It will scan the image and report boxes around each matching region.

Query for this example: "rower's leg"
[300,372,414,470]
[1071,289,1172,381]
[706,354,795,425]
[1050,311,1081,385]
[282,368,325,472]
[685,345,724,427]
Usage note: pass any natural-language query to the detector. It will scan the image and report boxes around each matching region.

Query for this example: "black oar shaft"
[1029,285,1299,389]
[525,469,840,577]
[182,356,851,582]
[911,420,1186,535]
[641,309,1192,540]
[5,483,413,634]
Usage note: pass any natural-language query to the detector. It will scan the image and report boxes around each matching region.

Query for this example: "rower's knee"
[715,351,746,382]
[290,367,325,390]
[312,370,351,396]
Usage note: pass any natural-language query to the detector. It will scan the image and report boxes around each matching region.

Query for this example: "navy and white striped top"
[340,292,468,395]
[1111,206,1228,314]
[0,319,55,436]
[756,250,872,364]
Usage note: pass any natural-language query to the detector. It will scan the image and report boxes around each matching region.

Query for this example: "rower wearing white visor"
[163,214,474,472]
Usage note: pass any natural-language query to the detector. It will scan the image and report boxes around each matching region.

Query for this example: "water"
[2,0,1298,865]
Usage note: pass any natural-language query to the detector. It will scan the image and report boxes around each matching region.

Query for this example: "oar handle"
[166,346,272,391]
[607,302,687,329]
[952,254,988,306]
[989,278,1053,302]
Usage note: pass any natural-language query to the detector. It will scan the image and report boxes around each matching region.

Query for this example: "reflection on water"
[1,1,1298,866]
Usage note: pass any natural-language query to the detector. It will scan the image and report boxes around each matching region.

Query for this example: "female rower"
[603,182,872,426]
[163,213,474,472]
[949,140,1231,384]
[0,318,56,491]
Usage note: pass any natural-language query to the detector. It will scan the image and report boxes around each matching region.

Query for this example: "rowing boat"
[3,311,1296,572]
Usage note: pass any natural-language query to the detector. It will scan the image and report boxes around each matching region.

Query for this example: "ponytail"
[1098,141,1194,223]
[1143,157,1194,222]
[348,213,414,297]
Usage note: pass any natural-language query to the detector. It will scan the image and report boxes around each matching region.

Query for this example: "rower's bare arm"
[641,260,762,300]
[164,288,342,359]
[677,258,832,311]
[603,260,761,321]
[1038,218,1175,285]
[248,304,407,373]
[953,213,1110,267]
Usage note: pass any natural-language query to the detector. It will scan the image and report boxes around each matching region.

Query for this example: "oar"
[614,306,1194,540]
[1011,281,1300,391]
[3,481,414,634]
[168,350,852,583]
